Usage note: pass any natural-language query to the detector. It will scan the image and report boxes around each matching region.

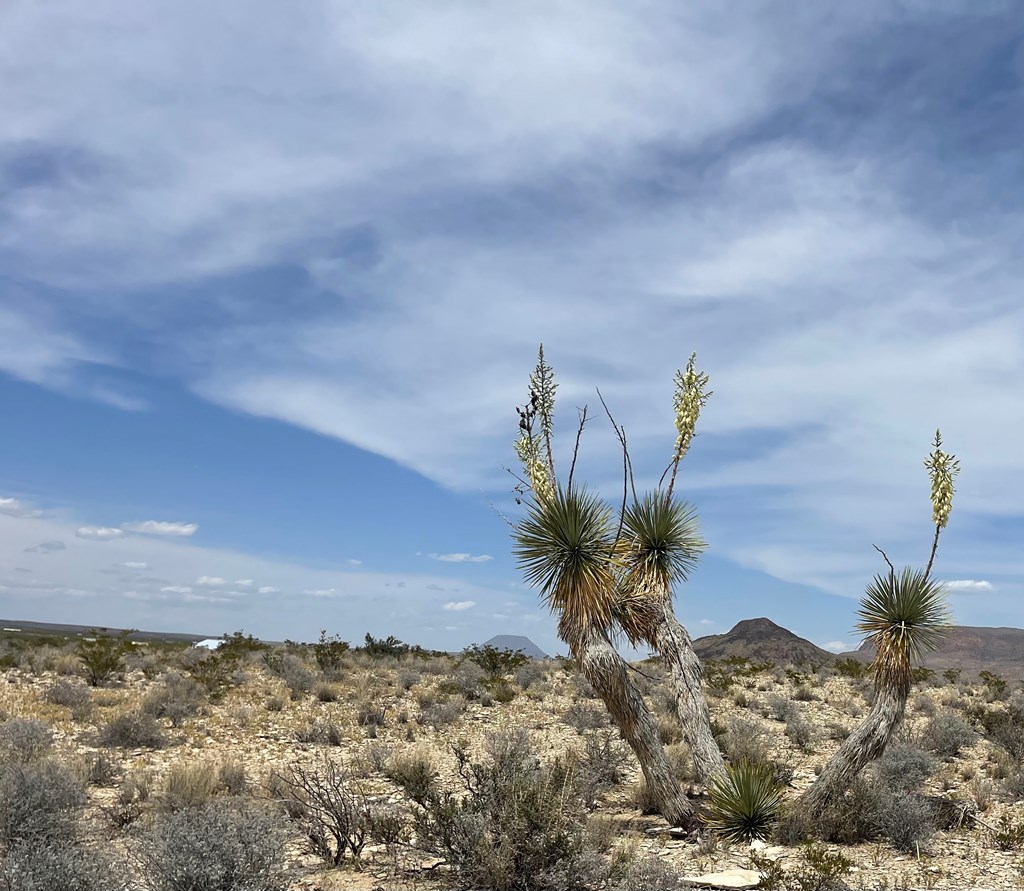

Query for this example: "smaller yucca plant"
[705,760,782,842]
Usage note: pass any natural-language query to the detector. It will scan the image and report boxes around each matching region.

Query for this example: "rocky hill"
[482,634,548,659]
[847,625,1024,676]
[693,617,835,666]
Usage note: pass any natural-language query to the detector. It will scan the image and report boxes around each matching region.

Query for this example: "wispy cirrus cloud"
[944,579,994,593]
[428,553,493,564]
[75,526,124,541]
[123,520,198,537]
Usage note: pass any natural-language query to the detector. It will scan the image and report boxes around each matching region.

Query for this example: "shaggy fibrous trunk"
[573,627,695,829]
[651,603,726,784]
[800,683,907,816]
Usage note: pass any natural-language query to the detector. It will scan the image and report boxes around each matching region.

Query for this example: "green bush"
[76,630,134,686]
[705,760,782,842]
[312,630,349,673]
[410,729,590,891]
[462,644,529,679]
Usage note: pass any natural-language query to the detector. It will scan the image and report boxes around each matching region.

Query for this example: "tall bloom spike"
[923,429,960,530]
[672,353,713,464]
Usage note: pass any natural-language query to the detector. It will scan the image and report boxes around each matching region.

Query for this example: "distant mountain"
[846,625,1024,676]
[482,635,548,659]
[693,618,835,666]
[0,618,213,644]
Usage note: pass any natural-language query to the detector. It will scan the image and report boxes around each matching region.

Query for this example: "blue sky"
[1,2,1023,657]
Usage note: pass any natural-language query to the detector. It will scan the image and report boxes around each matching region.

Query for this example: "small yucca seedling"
[705,760,782,842]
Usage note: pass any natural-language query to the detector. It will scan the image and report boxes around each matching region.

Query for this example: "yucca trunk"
[800,683,906,815]
[572,626,695,829]
[650,602,726,784]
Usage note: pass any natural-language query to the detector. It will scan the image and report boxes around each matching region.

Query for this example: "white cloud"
[428,553,493,564]
[123,520,198,537]
[122,561,149,569]
[944,579,994,592]
[24,541,65,554]
[195,576,226,586]
[0,497,40,519]
[257,586,279,594]
[234,579,254,587]
[821,641,853,654]
[75,526,124,541]
[346,559,363,566]
[443,600,476,611]
[160,585,192,594]
[698,619,715,626]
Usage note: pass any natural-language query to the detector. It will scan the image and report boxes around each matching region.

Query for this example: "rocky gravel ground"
[1,644,1022,890]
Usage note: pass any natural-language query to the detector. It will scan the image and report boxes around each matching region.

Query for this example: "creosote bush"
[410,728,592,891]
[76,630,134,687]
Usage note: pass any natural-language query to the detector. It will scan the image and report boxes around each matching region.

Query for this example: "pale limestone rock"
[683,867,762,889]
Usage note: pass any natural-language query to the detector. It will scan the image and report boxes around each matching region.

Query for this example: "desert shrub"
[563,701,608,735]
[296,720,344,747]
[418,699,465,729]
[492,679,517,703]
[979,703,1024,761]
[980,670,1009,701]
[731,689,749,708]
[314,682,340,703]
[765,694,798,723]
[0,719,53,763]
[43,678,91,712]
[162,762,221,811]
[356,700,386,726]
[142,672,206,726]
[76,630,134,687]
[605,855,689,891]
[0,839,123,891]
[796,773,938,852]
[834,657,868,679]
[312,630,349,673]
[872,744,935,792]
[98,711,165,749]
[462,644,529,680]
[792,685,817,702]
[722,716,769,765]
[1002,769,1024,801]
[411,729,590,891]
[969,776,996,811]
[439,661,487,700]
[825,721,850,741]
[397,667,421,691]
[914,694,937,716]
[920,711,977,758]
[752,843,852,891]
[269,760,369,866]
[993,813,1024,850]
[575,730,630,800]
[515,661,547,690]
[135,797,287,891]
[263,652,314,698]
[105,773,150,829]
[706,760,782,842]
[265,693,286,712]
[0,759,85,848]
[86,753,120,787]
[784,714,816,752]
[385,749,438,804]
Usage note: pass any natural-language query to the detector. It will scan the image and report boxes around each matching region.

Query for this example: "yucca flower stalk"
[664,353,713,504]
[923,429,960,578]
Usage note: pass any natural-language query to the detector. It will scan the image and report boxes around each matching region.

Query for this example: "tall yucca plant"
[510,346,696,828]
[802,432,959,815]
